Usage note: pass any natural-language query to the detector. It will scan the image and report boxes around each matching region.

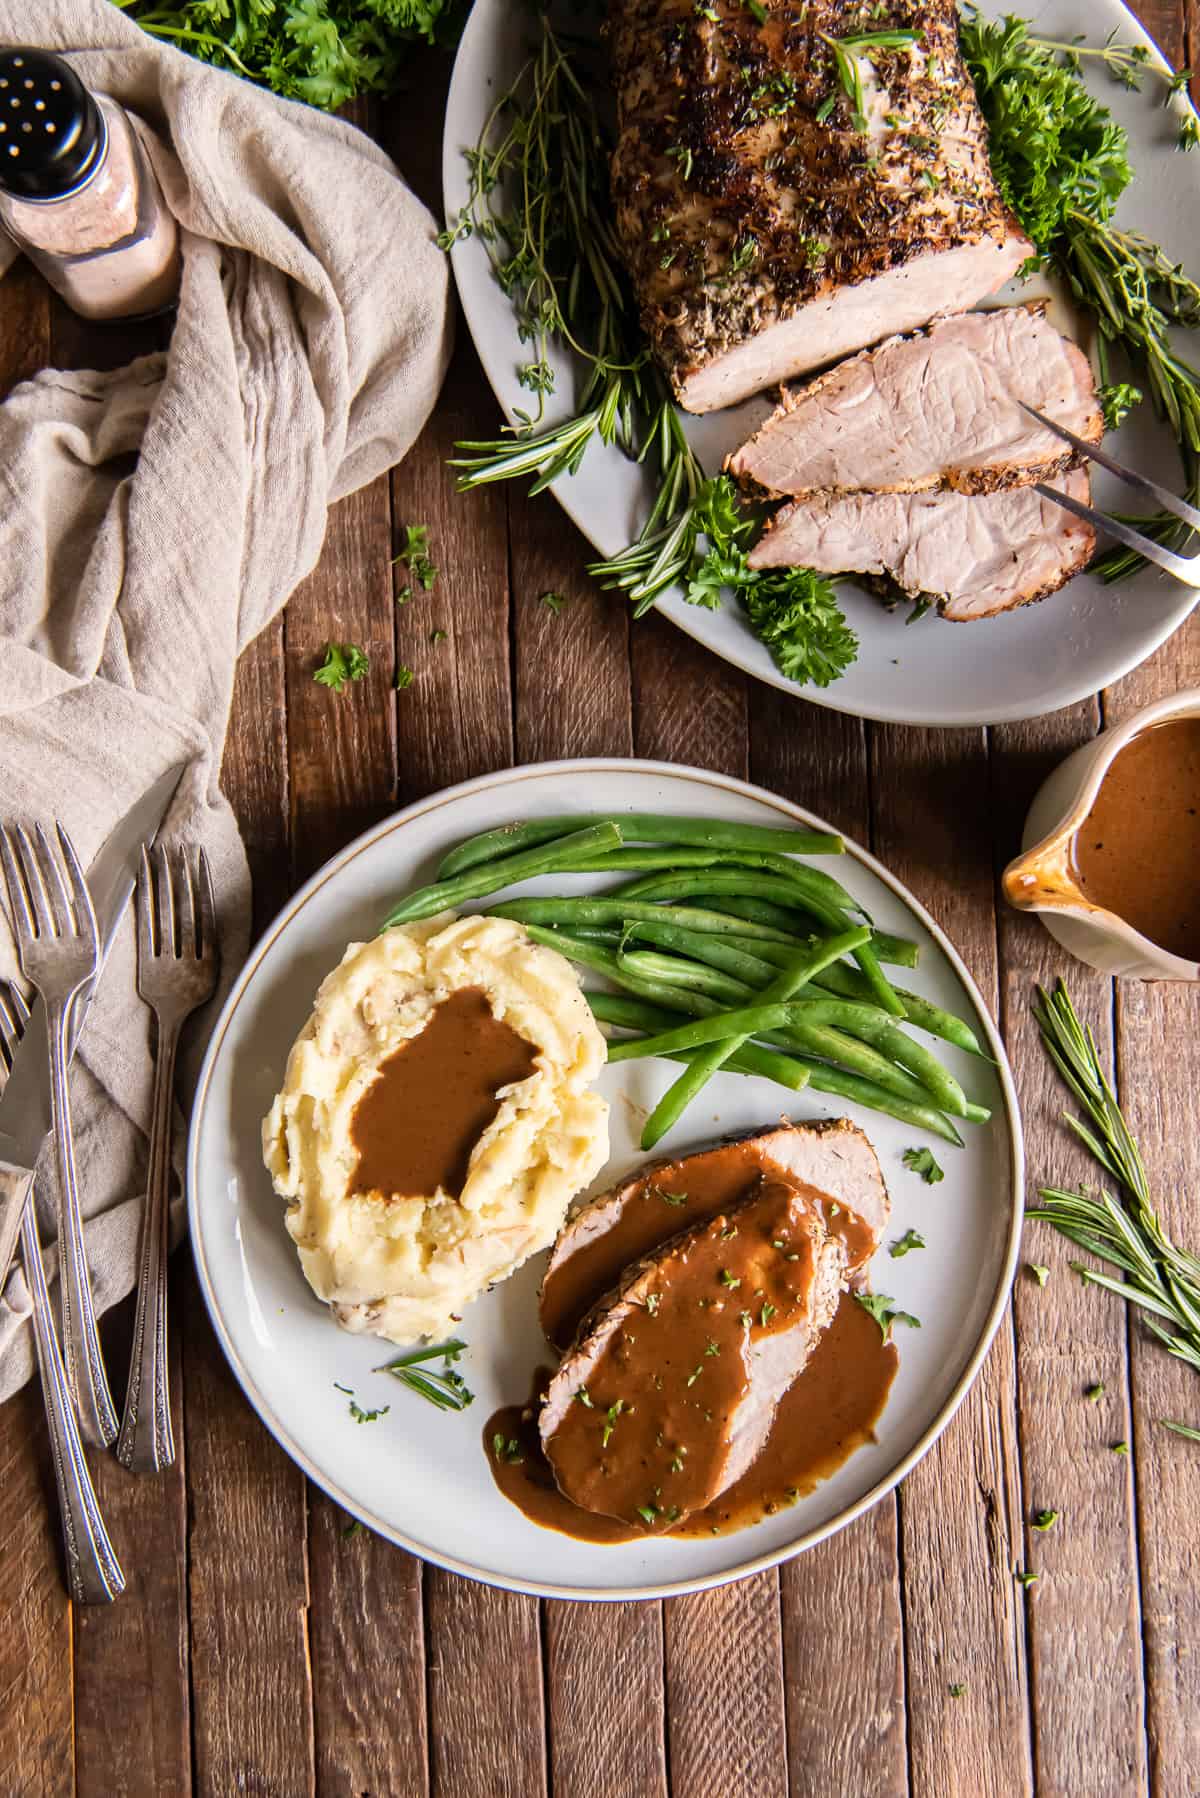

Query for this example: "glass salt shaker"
[0,47,180,322]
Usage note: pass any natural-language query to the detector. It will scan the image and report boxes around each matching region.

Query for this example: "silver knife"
[0,763,187,1291]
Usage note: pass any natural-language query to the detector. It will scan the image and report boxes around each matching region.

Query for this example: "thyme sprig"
[1028,984,1200,1417]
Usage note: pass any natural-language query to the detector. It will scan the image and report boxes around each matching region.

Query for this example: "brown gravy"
[484,1294,896,1542]
[1072,717,1200,963]
[541,1183,821,1531]
[349,987,537,1199]
[539,1136,876,1353]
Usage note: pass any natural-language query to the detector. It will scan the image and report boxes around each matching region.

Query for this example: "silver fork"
[1021,401,1200,587]
[0,986,124,1604]
[116,845,218,1474]
[0,824,118,1447]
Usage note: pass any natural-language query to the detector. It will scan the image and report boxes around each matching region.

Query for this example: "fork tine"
[1034,482,1200,586]
[0,987,19,1067]
[153,843,175,959]
[17,827,56,940]
[196,849,217,961]
[8,984,30,1030]
[1021,402,1200,532]
[0,827,34,944]
[175,846,196,957]
[136,846,156,962]
[35,824,74,940]
[55,824,98,950]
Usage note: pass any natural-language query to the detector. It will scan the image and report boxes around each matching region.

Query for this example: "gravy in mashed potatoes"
[262,914,609,1345]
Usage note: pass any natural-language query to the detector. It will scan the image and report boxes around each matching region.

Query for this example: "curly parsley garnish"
[855,1293,921,1342]
[314,642,368,694]
[902,1147,944,1185]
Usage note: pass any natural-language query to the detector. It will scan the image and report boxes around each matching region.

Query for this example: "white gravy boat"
[1002,689,1200,982]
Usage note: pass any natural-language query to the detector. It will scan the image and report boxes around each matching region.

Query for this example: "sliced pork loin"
[748,470,1097,620]
[727,306,1102,499]
[609,0,1032,414]
[539,1118,889,1352]
[540,1176,845,1530]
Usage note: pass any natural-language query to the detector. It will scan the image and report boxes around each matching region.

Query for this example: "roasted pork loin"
[609,0,1032,413]
[539,1118,890,1351]
[748,469,1097,620]
[727,305,1102,498]
[540,1176,847,1529]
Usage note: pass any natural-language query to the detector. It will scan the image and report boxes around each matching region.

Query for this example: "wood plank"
[544,1602,666,1798]
[750,696,909,1798]
[510,487,633,764]
[390,339,515,803]
[74,1279,191,1798]
[1104,616,1200,1797]
[183,1280,315,1798]
[631,610,748,776]
[664,1578,789,1798]
[0,1382,73,1798]
[283,477,398,883]
[309,1508,428,1798]
[869,724,1031,1798]
[189,554,314,1797]
[992,701,1148,1798]
[424,1577,546,1798]
[0,249,74,1798]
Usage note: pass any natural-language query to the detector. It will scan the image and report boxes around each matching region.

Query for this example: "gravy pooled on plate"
[1072,717,1200,962]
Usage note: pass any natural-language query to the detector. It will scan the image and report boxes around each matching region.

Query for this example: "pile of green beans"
[380,811,991,1152]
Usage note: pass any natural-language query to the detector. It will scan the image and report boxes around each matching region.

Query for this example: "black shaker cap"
[0,49,105,199]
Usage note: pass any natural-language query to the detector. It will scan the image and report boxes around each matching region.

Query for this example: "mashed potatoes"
[262,913,609,1345]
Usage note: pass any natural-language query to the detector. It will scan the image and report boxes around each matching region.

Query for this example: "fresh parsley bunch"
[960,10,1200,578]
[114,0,464,110]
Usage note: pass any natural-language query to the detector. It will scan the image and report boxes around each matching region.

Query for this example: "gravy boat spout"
[1001,830,1083,916]
[1002,689,1200,982]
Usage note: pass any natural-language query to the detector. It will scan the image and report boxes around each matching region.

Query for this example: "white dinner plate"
[443,2,1200,725]
[188,761,1022,1600]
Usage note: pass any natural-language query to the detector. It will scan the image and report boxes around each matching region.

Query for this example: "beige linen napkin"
[0,0,452,1399]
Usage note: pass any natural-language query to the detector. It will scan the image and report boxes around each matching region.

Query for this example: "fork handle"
[21,1197,124,1603]
[0,1161,34,1299]
[46,995,118,1449]
[116,1010,180,1473]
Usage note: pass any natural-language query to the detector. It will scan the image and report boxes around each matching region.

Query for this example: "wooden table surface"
[2,5,1199,1793]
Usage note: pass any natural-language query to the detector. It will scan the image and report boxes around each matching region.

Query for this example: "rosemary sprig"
[818,28,922,132]
[1028,984,1200,1420]
[377,1338,475,1411]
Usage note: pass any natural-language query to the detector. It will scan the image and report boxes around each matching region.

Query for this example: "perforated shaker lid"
[0,49,106,200]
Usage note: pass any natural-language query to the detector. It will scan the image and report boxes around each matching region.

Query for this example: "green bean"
[638,928,871,1148]
[487,897,800,943]
[606,1004,799,1065]
[381,823,622,928]
[717,901,920,969]
[616,864,862,920]
[609,871,904,1020]
[624,919,780,986]
[541,930,981,1121]
[526,928,727,1019]
[436,814,844,879]
[614,948,749,1005]
[585,991,681,1034]
[585,994,964,1145]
